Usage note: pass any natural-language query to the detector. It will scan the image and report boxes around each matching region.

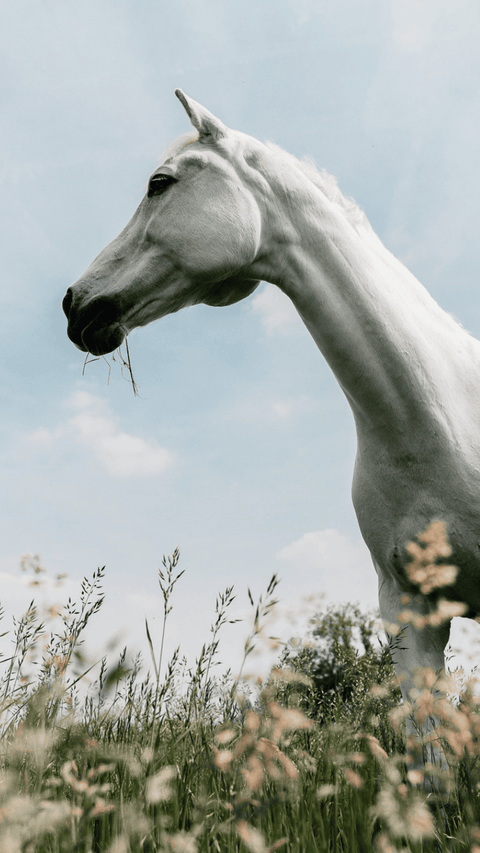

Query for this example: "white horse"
[63,91,480,768]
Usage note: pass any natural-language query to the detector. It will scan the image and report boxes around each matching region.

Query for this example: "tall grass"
[1,544,480,852]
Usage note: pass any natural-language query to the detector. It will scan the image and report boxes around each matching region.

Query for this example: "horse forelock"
[160,130,199,163]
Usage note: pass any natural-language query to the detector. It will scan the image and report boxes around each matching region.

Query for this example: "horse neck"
[250,167,472,450]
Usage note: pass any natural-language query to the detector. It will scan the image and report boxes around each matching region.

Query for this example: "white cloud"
[250,284,303,335]
[270,400,296,419]
[69,392,174,477]
[27,392,174,479]
[277,529,377,609]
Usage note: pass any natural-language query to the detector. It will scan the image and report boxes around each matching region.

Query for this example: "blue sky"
[2,0,480,680]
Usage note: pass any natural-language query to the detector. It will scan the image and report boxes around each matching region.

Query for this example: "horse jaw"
[201,273,261,307]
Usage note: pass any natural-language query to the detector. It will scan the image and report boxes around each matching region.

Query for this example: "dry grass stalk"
[82,337,139,396]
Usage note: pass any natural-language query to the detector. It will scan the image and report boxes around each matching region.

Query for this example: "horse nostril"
[62,288,73,318]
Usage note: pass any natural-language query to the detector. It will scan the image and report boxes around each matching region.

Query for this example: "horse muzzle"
[63,287,127,356]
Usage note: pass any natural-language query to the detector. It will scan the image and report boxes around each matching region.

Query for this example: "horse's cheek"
[170,196,258,279]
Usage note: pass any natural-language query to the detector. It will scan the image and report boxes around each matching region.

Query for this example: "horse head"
[63,91,263,356]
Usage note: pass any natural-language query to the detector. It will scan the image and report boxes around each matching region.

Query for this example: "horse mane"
[264,142,372,236]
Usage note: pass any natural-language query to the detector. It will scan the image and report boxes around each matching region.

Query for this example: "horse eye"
[147,175,176,198]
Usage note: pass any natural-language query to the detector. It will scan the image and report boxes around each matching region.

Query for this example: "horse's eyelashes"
[147,175,177,198]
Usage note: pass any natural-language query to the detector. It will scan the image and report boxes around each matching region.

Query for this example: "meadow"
[1,548,480,853]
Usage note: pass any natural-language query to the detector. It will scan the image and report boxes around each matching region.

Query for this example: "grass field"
[1,549,480,853]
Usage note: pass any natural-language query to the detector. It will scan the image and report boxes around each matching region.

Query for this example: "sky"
[1,0,480,687]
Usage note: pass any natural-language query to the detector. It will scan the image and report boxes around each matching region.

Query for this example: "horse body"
[63,91,480,741]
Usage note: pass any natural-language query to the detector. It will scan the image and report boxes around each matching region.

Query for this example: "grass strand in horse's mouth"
[82,337,139,397]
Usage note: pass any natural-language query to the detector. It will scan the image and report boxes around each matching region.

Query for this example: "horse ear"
[175,89,227,141]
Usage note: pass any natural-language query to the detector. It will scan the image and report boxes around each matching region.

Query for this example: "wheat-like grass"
[1,538,480,850]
